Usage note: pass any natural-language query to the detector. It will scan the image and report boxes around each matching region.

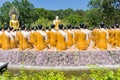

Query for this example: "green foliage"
[34,17,52,28]
[1,68,120,80]
[88,0,120,25]
[0,0,119,29]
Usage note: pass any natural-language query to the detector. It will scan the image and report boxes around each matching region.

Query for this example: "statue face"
[56,16,59,20]
[11,14,16,20]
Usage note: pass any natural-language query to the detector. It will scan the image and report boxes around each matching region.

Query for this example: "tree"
[85,9,102,29]
[0,0,35,27]
[0,2,12,26]
[88,0,120,25]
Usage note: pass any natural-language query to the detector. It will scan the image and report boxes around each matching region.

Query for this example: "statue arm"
[10,20,12,27]
[17,20,20,28]
[53,20,56,24]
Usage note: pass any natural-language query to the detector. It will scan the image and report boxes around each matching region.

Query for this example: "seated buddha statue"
[35,25,48,50]
[114,24,120,48]
[56,24,67,51]
[53,16,61,30]
[49,24,57,48]
[76,23,89,50]
[19,25,33,50]
[10,14,19,29]
[66,24,73,48]
[2,26,13,50]
[96,23,108,50]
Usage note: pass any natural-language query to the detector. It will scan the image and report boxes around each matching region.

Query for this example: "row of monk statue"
[0,23,120,51]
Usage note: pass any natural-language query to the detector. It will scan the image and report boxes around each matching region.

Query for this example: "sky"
[0,0,90,10]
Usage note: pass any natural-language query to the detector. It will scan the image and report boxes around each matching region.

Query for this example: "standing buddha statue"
[53,16,61,30]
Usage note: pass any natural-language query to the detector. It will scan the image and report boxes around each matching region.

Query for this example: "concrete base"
[0,49,120,70]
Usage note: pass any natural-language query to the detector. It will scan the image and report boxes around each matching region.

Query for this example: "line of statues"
[0,23,120,51]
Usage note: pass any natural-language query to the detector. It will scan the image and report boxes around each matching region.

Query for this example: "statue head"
[11,14,17,20]
[9,6,19,20]
[55,16,59,20]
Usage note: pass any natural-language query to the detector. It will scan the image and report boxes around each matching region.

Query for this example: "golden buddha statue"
[9,6,19,29]
[53,16,61,30]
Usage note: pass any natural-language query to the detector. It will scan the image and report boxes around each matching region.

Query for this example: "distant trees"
[88,0,120,25]
[0,0,119,29]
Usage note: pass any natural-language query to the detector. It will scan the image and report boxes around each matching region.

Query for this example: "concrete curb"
[8,64,120,71]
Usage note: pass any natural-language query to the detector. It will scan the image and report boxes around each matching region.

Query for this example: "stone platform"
[0,49,120,68]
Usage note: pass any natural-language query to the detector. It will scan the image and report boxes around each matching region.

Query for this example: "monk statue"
[53,16,61,30]
[9,6,19,29]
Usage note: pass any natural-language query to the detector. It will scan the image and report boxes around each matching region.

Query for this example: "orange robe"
[2,32,11,50]
[0,32,2,48]
[49,30,57,47]
[10,32,17,48]
[56,31,67,51]
[30,31,36,45]
[45,31,50,44]
[35,31,47,50]
[19,31,32,50]
[66,31,73,47]
[114,29,120,47]
[73,30,79,44]
[108,29,115,47]
[91,29,99,48]
[96,29,108,50]
[76,31,89,50]
[16,31,21,46]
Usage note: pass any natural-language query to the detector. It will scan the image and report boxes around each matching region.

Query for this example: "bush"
[1,67,120,80]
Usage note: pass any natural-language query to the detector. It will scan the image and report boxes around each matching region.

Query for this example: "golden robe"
[73,30,79,44]
[91,29,99,48]
[66,31,73,47]
[0,32,2,48]
[76,31,88,50]
[49,30,57,47]
[30,31,36,45]
[56,31,67,51]
[19,31,32,50]
[35,32,47,50]
[2,32,11,50]
[109,29,115,47]
[96,30,108,50]
[114,29,120,47]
